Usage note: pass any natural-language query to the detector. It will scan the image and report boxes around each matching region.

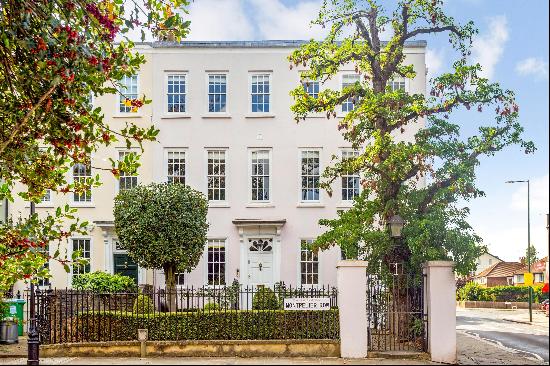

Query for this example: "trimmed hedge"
[457,282,548,303]
[61,310,339,343]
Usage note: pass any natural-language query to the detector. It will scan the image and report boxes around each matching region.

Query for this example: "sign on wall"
[524,272,534,286]
[283,297,331,311]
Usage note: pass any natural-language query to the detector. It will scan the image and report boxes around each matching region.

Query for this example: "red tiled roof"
[513,257,549,274]
[475,261,524,279]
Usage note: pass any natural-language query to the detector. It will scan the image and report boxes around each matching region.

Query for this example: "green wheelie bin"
[3,299,26,336]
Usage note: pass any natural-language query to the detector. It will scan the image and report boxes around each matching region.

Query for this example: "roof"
[515,257,549,274]
[475,261,524,279]
[145,40,427,49]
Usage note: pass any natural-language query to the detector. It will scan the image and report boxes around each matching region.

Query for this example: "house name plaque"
[283,297,331,311]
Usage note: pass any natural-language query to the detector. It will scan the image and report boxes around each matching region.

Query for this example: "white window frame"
[299,239,320,287]
[205,238,226,287]
[341,73,360,113]
[164,72,188,116]
[340,149,361,204]
[302,79,320,99]
[206,149,228,204]
[164,148,187,184]
[299,148,322,203]
[248,148,272,205]
[116,149,139,193]
[205,72,229,114]
[117,74,139,114]
[248,72,273,116]
[37,244,51,288]
[388,76,409,93]
[71,157,93,206]
[37,189,54,207]
[70,237,92,280]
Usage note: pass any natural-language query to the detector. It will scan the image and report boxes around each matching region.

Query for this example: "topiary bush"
[132,294,154,314]
[203,302,221,312]
[72,271,137,293]
[252,287,280,310]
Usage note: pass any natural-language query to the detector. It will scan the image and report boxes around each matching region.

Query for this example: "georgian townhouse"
[11,40,427,291]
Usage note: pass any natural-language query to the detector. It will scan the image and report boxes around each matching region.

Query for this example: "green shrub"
[72,271,137,293]
[203,302,221,312]
[252,287,280,310]
[457,282,547,303]
[64,310,339,343]
[457,282,485,301]
[132,294,154,314]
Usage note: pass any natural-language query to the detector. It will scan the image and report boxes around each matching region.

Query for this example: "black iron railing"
[27,284,339,344]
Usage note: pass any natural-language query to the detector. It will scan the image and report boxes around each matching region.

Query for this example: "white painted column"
[337,260,368,358]
[423,261,456,364]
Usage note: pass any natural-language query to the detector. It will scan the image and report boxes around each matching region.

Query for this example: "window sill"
[296,202,325,208]
[27,204,55,208]
[209,202,230,208]
[246,203,275,208]
[336,202,354,209]
[112,113,143,118]
[201,113,231,119]
[305,113,326,119]
[161,113,192,119]
[245,113,275,119]
[70,203,95,208]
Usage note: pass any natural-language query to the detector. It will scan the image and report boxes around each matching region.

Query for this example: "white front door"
[247,238,274,287]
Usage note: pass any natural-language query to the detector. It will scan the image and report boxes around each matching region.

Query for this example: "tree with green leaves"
[521,246,538,266]
[289,0,534,276]
[0,0,190,293]
[113,183,209,311]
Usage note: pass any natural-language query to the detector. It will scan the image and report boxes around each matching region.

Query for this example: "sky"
[160,0,549,262]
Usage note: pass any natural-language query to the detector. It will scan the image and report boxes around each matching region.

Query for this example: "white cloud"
[186,0,253,40]
[515,57,549,80]
[248,0,327,40]
[425,48,444,80]
[471,15,509,79]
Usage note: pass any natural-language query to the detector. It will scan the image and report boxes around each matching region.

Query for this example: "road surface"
[457,307,549,363]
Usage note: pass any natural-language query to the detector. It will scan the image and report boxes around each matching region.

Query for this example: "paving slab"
[0,357,438,365]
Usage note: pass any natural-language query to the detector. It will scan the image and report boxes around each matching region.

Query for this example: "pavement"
[0,357,438,365]
[457,307,549,364]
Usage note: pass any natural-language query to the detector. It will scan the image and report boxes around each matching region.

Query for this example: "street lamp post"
[27,201,39,366]
[505,179,532,323]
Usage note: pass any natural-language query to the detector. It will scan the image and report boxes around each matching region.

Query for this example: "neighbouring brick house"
[513,256,548,286]
[473,261,524,287]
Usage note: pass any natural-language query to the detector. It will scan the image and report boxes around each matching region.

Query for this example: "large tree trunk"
[163,263,178,312]
[383,240,418,346]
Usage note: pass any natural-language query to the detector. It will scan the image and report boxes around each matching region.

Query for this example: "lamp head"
[387,215,405,238]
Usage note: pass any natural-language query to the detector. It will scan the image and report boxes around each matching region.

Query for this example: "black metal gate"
[366,272,428,352]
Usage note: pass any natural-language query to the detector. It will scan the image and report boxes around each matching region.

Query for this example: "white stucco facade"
[474,252,502,275]
[10,40,426,291]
